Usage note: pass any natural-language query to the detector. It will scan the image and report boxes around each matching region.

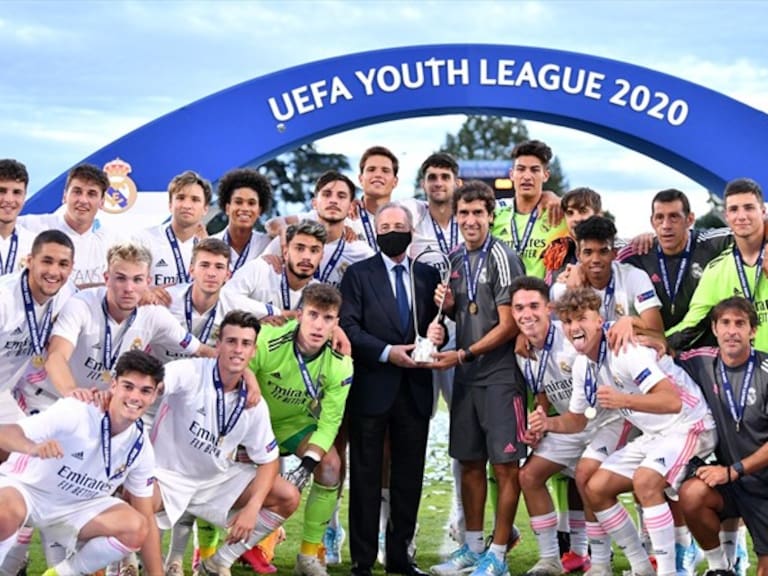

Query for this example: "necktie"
[394,264,410,333]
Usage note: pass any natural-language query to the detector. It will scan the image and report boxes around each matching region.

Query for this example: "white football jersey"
[0,397,156,500]
[0,225,34,276]
[211,228,271,273]
[150,358,279,481]
[134,223,197,287]
[403,198,462,273]
[49,287,200,392]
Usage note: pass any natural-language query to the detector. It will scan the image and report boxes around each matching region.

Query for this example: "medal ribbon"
[719,349,756,428]
[280,270,292,310]
[102,298,137,372]
[21,270,53,358]
[315,238,345,283]
[523,322,555,395]
[603,272,616,317]
[359,208,378,252]
[733,245,764,302]
[462,234,492,305]
[293,339,319,402]
[184,286,217,343]
[656,232,692,307]
[584,332,607,408]
[431,215,459,254]
[165,225,191,283]
[511,200,539,254]
[223,230,251,272]
[212,362,247,444]
[101,413,144,481]
[0,229,18,275]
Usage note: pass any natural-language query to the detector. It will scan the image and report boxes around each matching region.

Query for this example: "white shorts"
[0,390,25,424]
[155,463,256,529]
[600,419,717,491]
[0,477,124,556]
[13,378,58,415]
[432,320,456,416]
[534,419,634,476]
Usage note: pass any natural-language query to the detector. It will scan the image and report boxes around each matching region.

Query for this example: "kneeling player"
[0,350,164,576]
[249,283,353,576]
[147,311,300,576]
[530,287,716,576]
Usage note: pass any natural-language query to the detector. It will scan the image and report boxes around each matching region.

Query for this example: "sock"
[452,459,464,518]
[329,498,342,530]
[466,530,484,554]
[530,511,559,559]
[674,525,692,548]
[488,543,506,562]
[568,511,588,556]
[197,518,221,560]
[0,525,32,575]
[0,533,18,569]
[214,509,286,567]
[643,503,675,576]
[167,513,195,565]
[379,488,390,534]
[586,521,611,565]
[54,536,135,575]
[704,545,729,570]
[303,482,339,545]
[595,503,653,573]
[721,530,738,566]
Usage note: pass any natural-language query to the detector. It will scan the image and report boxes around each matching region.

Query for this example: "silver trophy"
[410,247,452,363]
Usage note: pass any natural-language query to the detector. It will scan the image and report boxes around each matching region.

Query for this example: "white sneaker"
[166,560,185,576]
[524,557,563,576]
[584,564,612,576]
[200,555,232,576]
[294,553,329,576]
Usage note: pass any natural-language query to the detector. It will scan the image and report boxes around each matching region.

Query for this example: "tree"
[439,115,569,195]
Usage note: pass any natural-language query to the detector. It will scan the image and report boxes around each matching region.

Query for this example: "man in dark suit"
[340,202,445,576]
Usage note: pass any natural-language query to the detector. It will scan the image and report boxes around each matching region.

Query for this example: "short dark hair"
[359,146,399,176]
[712,296,759,329]
[510,276,550,301]
[217,168,273,214]
[219,310,260,338]
[724,178,763,203]
[554,287,602,317]
[314,171,357,200]
[562,187,602,214]
[168,170,212,205]
[301,283,342,312]
[511,140,553,167]
[31,230,75,258]
[192,238,231,265]
[651,188,691,215]
[114,350,165,387]
[286,219,327,246]
[452,180,495,216]
[419,153,459,178]
[575,215,617,245]
[0,159,29,186]
[65,164,110,196]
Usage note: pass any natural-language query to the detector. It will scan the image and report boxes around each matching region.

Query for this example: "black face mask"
[376,230,412,257]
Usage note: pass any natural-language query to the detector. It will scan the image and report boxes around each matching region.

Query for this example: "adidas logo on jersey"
[11,326,23,335]
[71,451,84,460]
[503,443,516,454]
[197,406,207,416]
[156,258,169,267]
[271,371,281,379]
[597,446,609,455]
[654,457,666,466]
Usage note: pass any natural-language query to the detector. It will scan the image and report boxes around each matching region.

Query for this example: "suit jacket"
[340,253,441,418]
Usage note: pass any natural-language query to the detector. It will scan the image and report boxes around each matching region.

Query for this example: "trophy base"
[412,335,437,364]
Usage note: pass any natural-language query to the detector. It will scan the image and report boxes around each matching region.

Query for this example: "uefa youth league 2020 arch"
[22,44,768,215]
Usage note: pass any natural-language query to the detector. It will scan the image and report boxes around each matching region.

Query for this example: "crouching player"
[249,283,353,576]
[512,277,631,576]
[147,311,300,576]
[530,287,717,576]
[0,350,164,576]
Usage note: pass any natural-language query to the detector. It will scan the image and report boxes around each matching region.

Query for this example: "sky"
[2,0,767,235]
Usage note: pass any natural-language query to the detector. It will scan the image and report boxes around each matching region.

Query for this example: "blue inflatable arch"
[23,44,768,214]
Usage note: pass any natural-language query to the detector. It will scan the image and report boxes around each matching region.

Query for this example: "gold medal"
[468,302,478,315]
[102,370,112,383]
[31,355,45,369]
[217,435,225,447]
[584,406,597,420]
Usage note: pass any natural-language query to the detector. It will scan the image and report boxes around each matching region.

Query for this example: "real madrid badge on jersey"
[614,304,625,317]
[468,302,478,315]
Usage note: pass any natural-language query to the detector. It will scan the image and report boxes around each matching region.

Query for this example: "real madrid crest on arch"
[103,158,138,214]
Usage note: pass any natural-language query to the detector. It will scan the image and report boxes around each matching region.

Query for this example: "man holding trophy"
[340,202,445,576]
